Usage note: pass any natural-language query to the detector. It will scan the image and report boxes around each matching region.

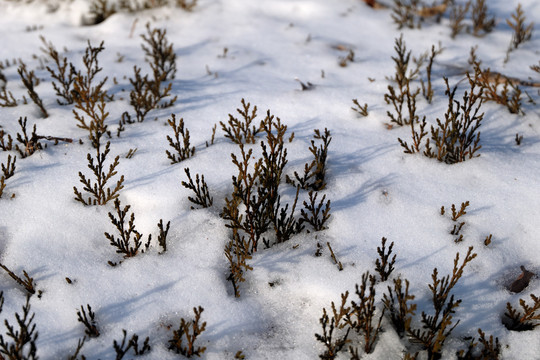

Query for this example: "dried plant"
[224,229,253,298]
[176,0,197,11]
[408,247,477,360]
[0,129,13,151]
[13,117,42,159]
[286,128,331,191]
[88,0,116,25]
[421,75,484,164]
[391,0,421,29]
[383,277,416,337]
[40,36,76,105]
[347,272,385,354]
[124,64,176,124]
[385,35,422,127]
[471,63,523,114]
[0,155,15,199]
[271,187,303,246]
[327,242,343,271]
[77,304,99,338]
[169,306,207,357]
[181,168,213,209]
[221,144,270,252]
[375,237,396,282]
[503,294,540,331]
[18,62,48,118]
[105,199,151,259]
[471,0,495,36]
[441,201,470,243]
[449,1,470,38]
[113,330,151,358]
[166,114,195,163]
[456,328,501,360]
[315,292,351,359]
[220,98,264,144]
[72,41,110,147]
[73,141,125,206]
[515,133,523,146]
[157,219,171,253]
[0,87,17,107]
[351,99,368,117]
[506,4,533,51]
[0,294,38,360]
[141,23,177,81]
[67,336,86,360]
[300,190,331,232]
[420,44,443,104]
[0,262,37,295]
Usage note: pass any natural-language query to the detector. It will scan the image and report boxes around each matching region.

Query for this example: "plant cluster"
[399,74,484,164]
[286,128,331,191]
[168,306,207,357]
[0,294,39,360]
[220,101,331,297]
[316,240,482,360]
[220,98,264,144]
[503,294,540,331]
[87,0,198,25]
[122,24,177,125]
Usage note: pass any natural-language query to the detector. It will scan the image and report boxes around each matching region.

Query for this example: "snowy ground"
[0,0,539,359]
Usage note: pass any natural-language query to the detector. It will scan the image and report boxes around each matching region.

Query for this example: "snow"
[0,0,539,358]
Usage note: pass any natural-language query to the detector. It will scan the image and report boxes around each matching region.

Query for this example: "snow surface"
[0,0,539,359]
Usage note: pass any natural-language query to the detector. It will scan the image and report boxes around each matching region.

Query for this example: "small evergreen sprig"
[0,294,39,360]
[286,128,332,191]
[40,36,76,105]
[0,262,37,295]
[347,272,385,355]
[506,4,533,51]
[503,294,540,331]
[408,247,477,360]
[113,330,151,358]
[220,98,264,144]
[77,304,100,338]
[0,155,15,199]
[105,199,151,259]
[14,117,43,159]
[168,306,207,357]
[457,328,501,360]
[300,190,331,232]
[315,292,351,360]
[181,168,213,209]
[141,23,177,82]
[72,40,110,147]
[166,114,195,164]
[382,277,416,337]
[351,99,368,117]
[157,219,171,253]
[74,141,125,206]
[18,62,48,118]
[375,237,396,282]
[224,229,253,298]
[471,0,496,37]
[441,201,470,243]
